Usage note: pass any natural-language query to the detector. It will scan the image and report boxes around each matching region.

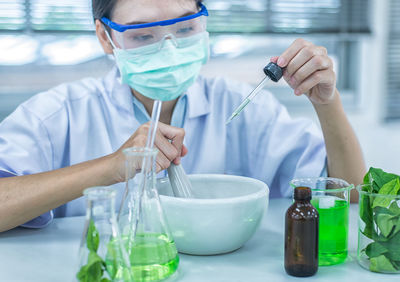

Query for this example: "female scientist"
[0,0,365,232]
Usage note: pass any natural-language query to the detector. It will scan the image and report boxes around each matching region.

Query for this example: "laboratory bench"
[0,198,396,281]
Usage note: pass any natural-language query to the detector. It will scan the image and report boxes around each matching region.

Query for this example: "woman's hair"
[92,0,118,21]
[92,0,203,21]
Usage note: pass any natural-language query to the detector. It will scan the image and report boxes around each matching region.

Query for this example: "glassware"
[285,187,319,277]
[290,177,353,266]
[357,184,400,273]
[119,147,179,282]
[76,187,132,282]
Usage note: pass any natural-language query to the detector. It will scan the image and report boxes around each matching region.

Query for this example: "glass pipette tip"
[226,76,270,124]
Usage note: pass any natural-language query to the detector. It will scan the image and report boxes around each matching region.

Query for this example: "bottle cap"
[263,62,283,82]
[294,186,312,201]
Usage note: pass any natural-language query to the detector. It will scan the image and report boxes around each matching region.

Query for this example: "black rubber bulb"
[263,62,284,82]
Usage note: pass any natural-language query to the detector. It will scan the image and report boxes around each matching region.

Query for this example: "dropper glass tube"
[226,76,270,124]
[226,62,283,124]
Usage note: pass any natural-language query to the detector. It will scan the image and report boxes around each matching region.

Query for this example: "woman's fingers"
[154,131,178,160]
[288,55,333,90]
[270,56,279,63]
[155,151,171,172]
[294,69,335,97]
[126,122,186,168]
[270,38,336,104]
[285,46,328,78]
[276,38,312,68]
[181,144,188,157]
[157,122,185,163]
[151,122,186,170]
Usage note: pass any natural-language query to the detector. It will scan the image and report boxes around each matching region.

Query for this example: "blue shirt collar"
[132,94,188,128]
[186,76,210,119]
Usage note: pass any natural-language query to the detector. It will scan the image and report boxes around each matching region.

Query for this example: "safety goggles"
[101,4,209,50]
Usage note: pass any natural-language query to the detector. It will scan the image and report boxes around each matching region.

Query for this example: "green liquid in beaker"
[311,197,349,266]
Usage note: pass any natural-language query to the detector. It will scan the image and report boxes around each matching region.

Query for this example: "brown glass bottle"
[284,186,319,277]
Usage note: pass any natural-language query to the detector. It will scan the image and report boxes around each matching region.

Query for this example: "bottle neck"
[293,187,312,201]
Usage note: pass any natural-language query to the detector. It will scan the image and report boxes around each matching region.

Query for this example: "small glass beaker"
[119,147,179,282]
[290,177,353,266]
[76,187,132,282]
[357,184,400,273]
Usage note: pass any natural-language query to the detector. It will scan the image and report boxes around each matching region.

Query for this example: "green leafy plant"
[76,220,112,282]
[360,167,400,272]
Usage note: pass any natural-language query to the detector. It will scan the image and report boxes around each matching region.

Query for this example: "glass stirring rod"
[226,62,284,125]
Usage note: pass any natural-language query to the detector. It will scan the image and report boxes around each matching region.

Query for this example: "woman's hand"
[271,38,336,105]
[110,122,187,183]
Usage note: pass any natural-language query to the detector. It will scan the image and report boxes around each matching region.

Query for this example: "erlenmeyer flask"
[76,187,132,282]
[119,147,179,282]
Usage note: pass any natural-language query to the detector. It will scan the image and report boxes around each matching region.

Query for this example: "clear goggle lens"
[111,16,207,50]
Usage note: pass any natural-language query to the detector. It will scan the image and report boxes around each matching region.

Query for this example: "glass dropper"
[226,62,284,124]
[226,76,271,124]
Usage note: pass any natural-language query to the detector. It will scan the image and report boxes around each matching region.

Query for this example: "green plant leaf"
[361,181,373,192]
[379,178,400,195]
[365,242,388,258]
[77,251,105,282]
[372,179,400,209]
[361,227,372,240]
[87,220,99,252]
[363,172,378,193]
[361,222,387,242]
[385,231,400,255]
[389,201,400,215]
[389,216,400,239]
[361,168,400,272]
[392,260,400,270]
[359,193,374,239]
[387,251,400,262]
[364,167,399,193]
[76,222,121,282]
[373,206,400,239]
[87,252,104,281]
[370,254,397,272]
[376,212,395,237]
[376,231,400,266]
[76,265,88,282]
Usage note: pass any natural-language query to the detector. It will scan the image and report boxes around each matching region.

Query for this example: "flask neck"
[124,147,158,189]
[87,196,115,220]
[84,187,118,223]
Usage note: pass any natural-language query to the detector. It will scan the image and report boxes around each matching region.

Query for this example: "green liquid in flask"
[130,233,179,282]
[311,197,349,266]
[107,233,179,282]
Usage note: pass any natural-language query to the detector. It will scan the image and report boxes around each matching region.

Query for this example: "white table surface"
[0,198,397,282]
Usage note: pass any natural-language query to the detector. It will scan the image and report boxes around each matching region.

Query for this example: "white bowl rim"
[159,174,269,205]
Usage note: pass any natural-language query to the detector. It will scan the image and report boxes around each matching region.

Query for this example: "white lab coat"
[0,67,326,227]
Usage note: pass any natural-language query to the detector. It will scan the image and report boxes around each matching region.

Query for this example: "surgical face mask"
[110,32,209,101]
[102,4,210,101]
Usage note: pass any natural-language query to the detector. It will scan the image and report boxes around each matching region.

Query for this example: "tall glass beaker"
[76,187,132,282]
[290,177,353,266]
[119,147,179,282]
